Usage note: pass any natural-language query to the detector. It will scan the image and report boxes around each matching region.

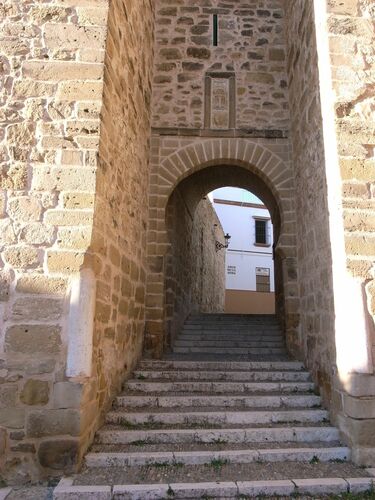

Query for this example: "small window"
[256,267,270,292]
[255,219,268,245]
[213,14,218,46]
[227,265,236,275]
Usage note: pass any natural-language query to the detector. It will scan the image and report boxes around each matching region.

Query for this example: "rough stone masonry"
[0,0,374,483]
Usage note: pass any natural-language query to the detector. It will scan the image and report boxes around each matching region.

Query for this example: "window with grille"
[255,219,268,245]
[227,265,236,275]
[256,267,270,292]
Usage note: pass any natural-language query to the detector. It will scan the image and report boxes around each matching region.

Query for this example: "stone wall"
[152,0,289,131]
[0,0,154,483]
[285,0,336,405]
[165,193,225,346]
[81,0,154,464]
[325,0,375,465]
[285,0,375,465]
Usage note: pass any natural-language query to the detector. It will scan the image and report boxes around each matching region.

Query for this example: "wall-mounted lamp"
[215,233,231,252]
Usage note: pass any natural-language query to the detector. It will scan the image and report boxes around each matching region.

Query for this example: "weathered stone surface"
[23,61,103,81]
[16,275,67,295]
[0,385,17,408]
[62,193,95,209]
[53,382,83,409]
[46,251,85,274]
[0,409,25,429]
[20,223,55,245]
[12,297,62,322]
[20,380,50,406]
[152,3,289,129]
[7,197,42,223]
[5,325,62,354]
[38,438,79,470]
[26,409,80,437]
[3,247,40,269]
[0,219,17,246]
[0,270,13,302]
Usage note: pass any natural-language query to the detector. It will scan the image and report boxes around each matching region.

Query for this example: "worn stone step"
[172,346,288,354]
[133,369,311,382]
[96,426,340,445]
[116,393,322,409]
[109,478,373,499]
[139,359,305,371]
[91,439,346,454]
[174,340,285,348]
[85,445,350,468]
[179,332,284,338]
[167,354,292,363]
[125,380,315,394]
[54,474,374,499]
[178,338,284,346]
[106,409,328,426]
[185,317,279,322]
[182,326,281,332]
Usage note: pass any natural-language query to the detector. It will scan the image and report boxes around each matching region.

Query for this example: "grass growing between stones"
[208,458,229,471]
[129,439,150,446]
[167,485,175,497]
[328,489,375,500]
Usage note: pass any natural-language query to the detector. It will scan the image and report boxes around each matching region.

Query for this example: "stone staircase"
[54,314,374,499]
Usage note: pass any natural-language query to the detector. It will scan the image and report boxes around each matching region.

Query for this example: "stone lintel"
[151,127,289,139]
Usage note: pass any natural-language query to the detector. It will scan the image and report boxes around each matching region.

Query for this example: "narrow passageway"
[54,313,373,499]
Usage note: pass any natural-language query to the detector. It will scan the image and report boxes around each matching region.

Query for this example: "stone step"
[80,478,372,499]
[138,359,305,371]
[179,332,284,339]
[96,426,340,445]
[178,335,283,342]
[185,317,279,322]
[172,346,288,354]
[166,354,292,362]
[106,409,328,426]
[85,445,350,468]
[182,325,281,332]
[133,369,311,382]
[174,340,285,348]
[125,380,315,394]
[116,393,322,409]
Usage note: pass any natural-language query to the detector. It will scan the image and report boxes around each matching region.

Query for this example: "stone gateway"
[0,0,374,489]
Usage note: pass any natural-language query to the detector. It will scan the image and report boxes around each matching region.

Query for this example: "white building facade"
[212,188,275,314]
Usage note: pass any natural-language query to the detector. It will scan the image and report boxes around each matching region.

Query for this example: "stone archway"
[145,137,300,358]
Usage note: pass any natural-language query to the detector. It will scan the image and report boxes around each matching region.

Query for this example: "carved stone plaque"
[204,72,235,130]
[211,78,230,129]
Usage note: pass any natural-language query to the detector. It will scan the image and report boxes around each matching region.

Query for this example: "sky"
[208,187,263,204]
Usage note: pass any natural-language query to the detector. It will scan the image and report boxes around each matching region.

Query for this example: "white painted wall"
[214,203,274,252]
[225,251,275,292]
[210,188,275,293]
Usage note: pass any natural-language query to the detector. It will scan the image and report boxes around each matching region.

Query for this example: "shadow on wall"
[165,192,226,348]
[160,162,291,352]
